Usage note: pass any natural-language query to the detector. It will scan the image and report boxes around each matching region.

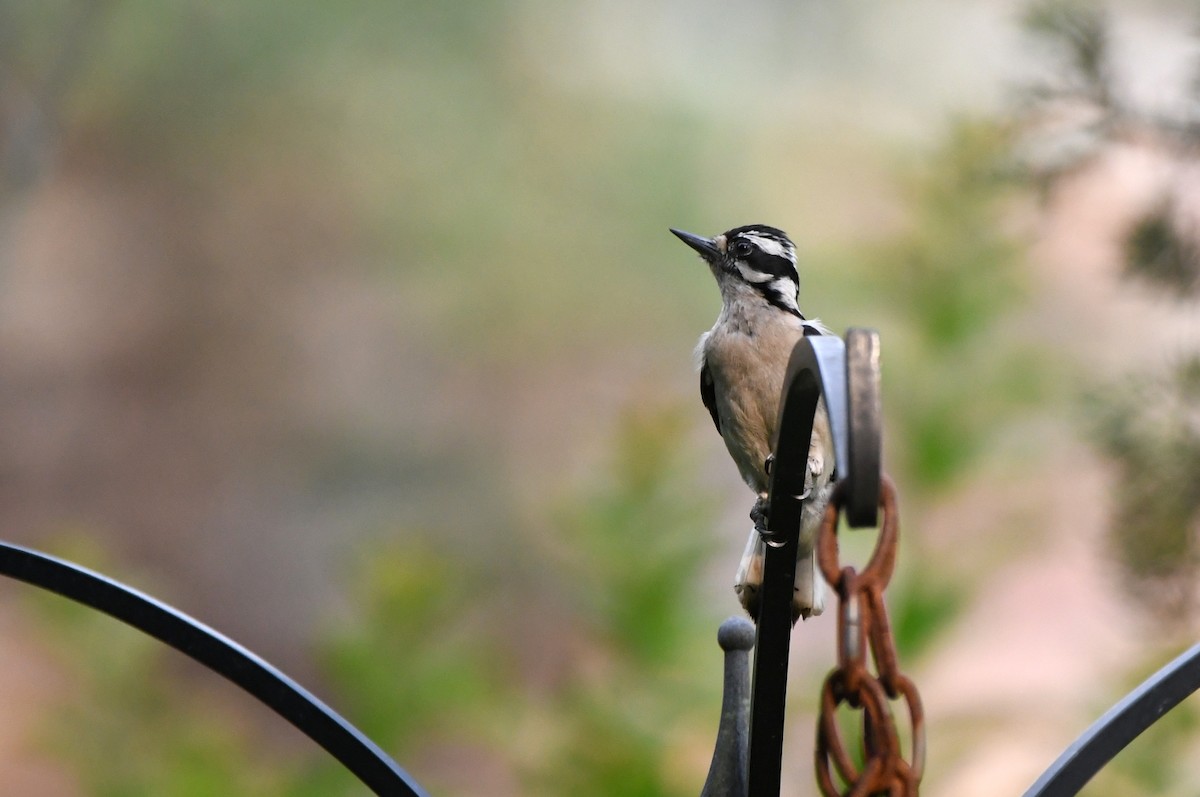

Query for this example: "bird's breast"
[702,320,805,491]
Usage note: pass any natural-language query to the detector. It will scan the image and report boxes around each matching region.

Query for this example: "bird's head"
[670,224,801,316]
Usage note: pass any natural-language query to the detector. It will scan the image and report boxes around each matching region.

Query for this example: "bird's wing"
[699,360,721,435]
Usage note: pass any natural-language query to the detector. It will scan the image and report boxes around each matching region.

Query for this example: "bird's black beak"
[670,228,721,260]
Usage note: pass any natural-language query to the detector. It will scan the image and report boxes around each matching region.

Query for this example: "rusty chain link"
[815,474,925,797]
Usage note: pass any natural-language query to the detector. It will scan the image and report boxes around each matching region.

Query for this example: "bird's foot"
[751,495,788,547]
[749,495,768,531]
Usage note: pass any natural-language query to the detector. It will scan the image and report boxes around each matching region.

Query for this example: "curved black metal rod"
[1023,642,1200,797]
[746,327,882,797]
[0,541,429,797]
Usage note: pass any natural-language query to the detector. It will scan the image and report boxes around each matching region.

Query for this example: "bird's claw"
[750,496,787,547]
[749,496,768,531]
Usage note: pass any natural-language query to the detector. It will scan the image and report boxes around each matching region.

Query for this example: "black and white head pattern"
[721,225,801,317]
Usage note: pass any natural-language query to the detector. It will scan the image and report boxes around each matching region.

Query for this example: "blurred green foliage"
[888,569,966,662]
[882,122,1024,350]
[321,541,507,752]
[547,406,716,665]
[33,405,720,796]
[859,119,1047,492]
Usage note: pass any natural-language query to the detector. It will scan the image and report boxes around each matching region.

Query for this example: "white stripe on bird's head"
[735,262,774,284]
[738,231,795,263]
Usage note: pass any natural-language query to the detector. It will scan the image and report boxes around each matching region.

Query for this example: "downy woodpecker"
[671,224,833,621]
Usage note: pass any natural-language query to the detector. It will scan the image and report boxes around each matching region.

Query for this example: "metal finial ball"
[717,616,755,651]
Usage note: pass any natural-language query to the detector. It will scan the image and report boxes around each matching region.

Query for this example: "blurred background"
[1,0,1199,794]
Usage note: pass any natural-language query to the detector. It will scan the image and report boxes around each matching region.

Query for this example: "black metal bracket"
[0,542,429,797]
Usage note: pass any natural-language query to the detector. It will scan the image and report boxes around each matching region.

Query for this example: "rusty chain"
[814,474,925,797]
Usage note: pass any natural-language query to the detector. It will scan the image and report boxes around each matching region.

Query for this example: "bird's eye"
[732,240,754,258]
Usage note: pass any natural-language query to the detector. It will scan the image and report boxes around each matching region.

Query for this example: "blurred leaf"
[529,691,687,797]
[1123,201,1200,298]
[889,564,967,661]
[1087,355,1200,620]
[319,540,508,751]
